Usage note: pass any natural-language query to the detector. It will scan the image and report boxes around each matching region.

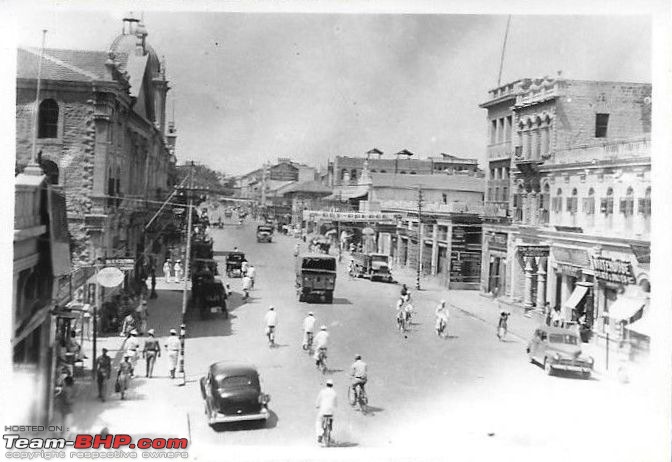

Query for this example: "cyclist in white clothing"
[315,379,337,443]
[313,326,329,366]
[435,300,449,337]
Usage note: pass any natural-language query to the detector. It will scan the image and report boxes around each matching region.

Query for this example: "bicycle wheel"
[348,385,356,406]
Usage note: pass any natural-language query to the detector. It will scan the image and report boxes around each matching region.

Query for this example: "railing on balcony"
[483,201,510,218]
[517,87,557,106]
[487,141,513,160]
[553,137,650,165]
[380,200,483,215]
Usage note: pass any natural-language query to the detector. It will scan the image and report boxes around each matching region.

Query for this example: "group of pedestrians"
[93,327,183,402]
[162,259,184,283]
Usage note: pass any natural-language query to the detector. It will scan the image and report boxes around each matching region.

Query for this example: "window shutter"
[600,198,607,214]
[572,197,578,214]
[619,198,626,214]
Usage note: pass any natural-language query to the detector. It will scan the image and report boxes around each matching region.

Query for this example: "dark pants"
[145,352,158,378]
[97,373,108,399]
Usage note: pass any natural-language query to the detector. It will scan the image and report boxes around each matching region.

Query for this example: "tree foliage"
[175,162,227,191]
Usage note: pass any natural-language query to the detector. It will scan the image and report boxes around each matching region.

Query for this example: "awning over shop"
[563,285,589,310]
[626,314,652,338]
[606,297,646,321]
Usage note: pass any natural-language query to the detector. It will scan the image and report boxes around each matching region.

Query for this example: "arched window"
[568,188,578,214]
[350,169,358,182]
[621,186,634,216]
[553,188,563,213]
[540,183,550,224]
[584,187,595,214]
[601,187,614,215]
[38,99,59,138]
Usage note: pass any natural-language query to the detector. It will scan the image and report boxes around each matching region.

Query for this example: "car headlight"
[553,353,561,361]
[258,393,270,404]
[588,356,594,364]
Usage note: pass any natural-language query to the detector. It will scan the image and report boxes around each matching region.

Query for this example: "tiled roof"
[370,173,484,192]
[281,181,332,195]
[17,47,115,82]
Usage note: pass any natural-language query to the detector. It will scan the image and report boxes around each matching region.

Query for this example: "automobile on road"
[349,252,393,282]
[296,255,336,303]
[200,361,271,426]
[256,225,274,243]
[526,326,594,378]
[225,251,246,277]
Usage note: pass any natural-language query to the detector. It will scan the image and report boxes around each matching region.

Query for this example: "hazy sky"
[12,10,651,175]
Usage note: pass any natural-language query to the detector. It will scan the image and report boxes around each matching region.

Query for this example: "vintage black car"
[256,225,274,243]
[225,251,246,278]
[200,361,271,426]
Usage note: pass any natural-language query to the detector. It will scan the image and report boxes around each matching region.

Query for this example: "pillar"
[531,129,539,160]
[521,131,529,159]
[536,258,547,310]
[431,224,438,275]
[529,192,538,225]
[540,127,549,157]
[523,256,534,309]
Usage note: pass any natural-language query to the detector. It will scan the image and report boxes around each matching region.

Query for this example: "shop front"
[550,245,594,325]
[514,243,550,309]
[484,231,509,296]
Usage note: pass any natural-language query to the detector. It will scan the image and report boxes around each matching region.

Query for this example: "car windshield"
[371,255,388,263]
[228,254,244,262]
[548,334,579,345]
[258,226,273,232]
[302,257,336,271]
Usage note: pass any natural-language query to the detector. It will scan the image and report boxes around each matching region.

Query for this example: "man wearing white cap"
[313,325,329,367]
[302,312,316,351]
[165,329,181,379]
[264,306,278,346]
[315,379,337,443]
[125,330,140,377]
[142,329,161,378]
[173,260,183,283]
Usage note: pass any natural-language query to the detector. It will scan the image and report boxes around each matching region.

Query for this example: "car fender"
[199,376,207,400]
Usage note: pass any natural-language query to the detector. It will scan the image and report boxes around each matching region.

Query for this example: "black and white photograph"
[2,1,671,461]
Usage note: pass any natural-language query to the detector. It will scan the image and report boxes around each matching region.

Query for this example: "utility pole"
[179,161,195,386]
[416,185,423,290]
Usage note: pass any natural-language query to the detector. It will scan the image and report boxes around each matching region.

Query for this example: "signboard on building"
[591,256,636,285]
[556,263,583,278]
[518,245,549,257]
[105,258,135,270]
[303,210,396,223]
[488,232,508,251]
[552,246,590,268]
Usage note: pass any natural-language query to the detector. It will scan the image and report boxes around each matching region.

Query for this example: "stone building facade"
[16,18,175,266]
[479,76,651,346]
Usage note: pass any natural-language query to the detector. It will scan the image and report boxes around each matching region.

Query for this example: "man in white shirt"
[242,274,252,299]
[247,265,256,288]
[435,300,449,336]
[241,260,249,277]
[165,329,181,379]
[302,312,316,349]
[315,379,337,442]
[264,306,278,340]
[350,354,368,398]
[313,325,329,365]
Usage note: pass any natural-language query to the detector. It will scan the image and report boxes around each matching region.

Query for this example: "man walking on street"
[136,300,148,335]
[165,329,181,379]
[143,329,161,378]
[95,348,111,401]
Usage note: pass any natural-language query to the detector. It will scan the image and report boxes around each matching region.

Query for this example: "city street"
[69,220,657,461]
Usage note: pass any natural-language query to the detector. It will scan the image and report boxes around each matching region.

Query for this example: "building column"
[529,192,538,225]
[540,126,549,157]
[536,257,547,310]
[523,256,534,309]
[525,131,532,159]
[431,224,438,275]
[531,129,539,160]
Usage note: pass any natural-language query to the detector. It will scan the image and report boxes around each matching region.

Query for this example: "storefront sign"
[556,263,582,278]
[488,233,508,251]
[552,247,590,267]
[591,257,636,285]
[105,258,135,270]
[303,210,396,223]
[518,245,549,258]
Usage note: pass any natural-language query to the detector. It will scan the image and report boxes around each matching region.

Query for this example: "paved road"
[73,220,657,461]
[178,222,654,460]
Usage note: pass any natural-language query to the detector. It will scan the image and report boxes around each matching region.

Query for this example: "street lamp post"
[178,162,195,386]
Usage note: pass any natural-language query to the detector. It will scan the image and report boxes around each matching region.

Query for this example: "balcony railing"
[487,141,513,160]
[483,201,510,218]
[552,137,650,165]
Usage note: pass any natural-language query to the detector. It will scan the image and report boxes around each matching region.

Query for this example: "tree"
[175,162,227,191]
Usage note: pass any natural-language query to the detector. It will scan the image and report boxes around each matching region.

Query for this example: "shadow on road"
[330,440,359,448]
[185,315,235,339]
[331,298,352,305]
[362,405,384,416]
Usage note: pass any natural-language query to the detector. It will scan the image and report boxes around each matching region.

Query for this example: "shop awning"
[563,285,589,310]
[626,314,653,338]
[606,297,646,321]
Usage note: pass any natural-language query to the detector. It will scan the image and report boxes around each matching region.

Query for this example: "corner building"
[479,77,651,349]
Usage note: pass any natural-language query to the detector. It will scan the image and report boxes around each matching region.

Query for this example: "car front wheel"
[544,359,554,376]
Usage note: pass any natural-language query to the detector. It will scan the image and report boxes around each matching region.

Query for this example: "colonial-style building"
[479,76,651,347]
[16,17,176,267]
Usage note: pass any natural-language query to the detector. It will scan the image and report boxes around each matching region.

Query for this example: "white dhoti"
[168,350,179,370]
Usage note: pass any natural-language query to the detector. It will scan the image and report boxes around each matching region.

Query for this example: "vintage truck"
[349,252,393,282]
[296,255,337,303]
[256,225,274,243]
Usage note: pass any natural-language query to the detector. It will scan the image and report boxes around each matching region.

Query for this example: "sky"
[10,9,652,176]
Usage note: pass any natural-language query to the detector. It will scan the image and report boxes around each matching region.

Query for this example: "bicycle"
[320,415,333,447]
[436,317,447,338]
[396,311,406,332]
[348,381,368,412]
[266,326,276,347]
[303,331,314,354]
[316,348,328,374]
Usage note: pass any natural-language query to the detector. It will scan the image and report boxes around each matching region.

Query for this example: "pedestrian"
[163,259,172,283]
[136,300,149,334]
[165,329,181,379]
[81,300,92,341]
[150,267,157,299]
[116,354,133,400]
[125,330,140,377]
[142,329,161,378]
[121,312,136,337]
[497,310,510,340]
[56,376,76,437]
[241,259,249,277]
[544,302,552,326]
[551,306,563,327]
[248,265,256,288]
[95,348,111,401]
[173,260,183,283]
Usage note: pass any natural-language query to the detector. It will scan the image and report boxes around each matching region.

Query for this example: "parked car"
[296,255,336,303]
[200,361,271,426]
[526,326,594,378]
[225,251,246,278]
